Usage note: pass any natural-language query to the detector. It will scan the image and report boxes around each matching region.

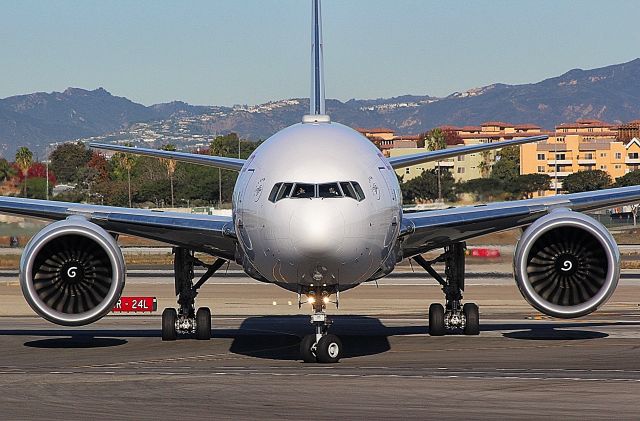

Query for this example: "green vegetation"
[562,170,612,193]
[0,134,259,208]
[15,147,33,197]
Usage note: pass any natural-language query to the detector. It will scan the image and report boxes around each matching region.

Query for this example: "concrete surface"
[0,272,639,419]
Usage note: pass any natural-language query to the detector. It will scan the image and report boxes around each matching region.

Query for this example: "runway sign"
[112,297,157,313]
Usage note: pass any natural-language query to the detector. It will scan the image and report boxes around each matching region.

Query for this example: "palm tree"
[15,147,33,197]
[161,144,177,207]
[478,150,492,178]
[424,128,447,202]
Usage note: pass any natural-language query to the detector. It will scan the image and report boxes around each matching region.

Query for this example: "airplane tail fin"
[308,0,327,119]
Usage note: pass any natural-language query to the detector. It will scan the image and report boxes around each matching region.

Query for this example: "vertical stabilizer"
[309,0,326,117]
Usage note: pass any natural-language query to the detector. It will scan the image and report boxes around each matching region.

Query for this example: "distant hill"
[0,88,209,157]
[2,58,640,157]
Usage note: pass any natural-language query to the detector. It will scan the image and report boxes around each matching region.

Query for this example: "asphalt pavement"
[0,272,639,419]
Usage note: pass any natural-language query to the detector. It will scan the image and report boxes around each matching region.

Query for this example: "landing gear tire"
[162,308,178,341]
[195,307,212,340]
[429,303,446,336]
[315,334,342,364]
[463,303,480,335]
[300,334,317,363]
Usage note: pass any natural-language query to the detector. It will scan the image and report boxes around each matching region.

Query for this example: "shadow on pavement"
[502,329,608,340]
[0,317,636,355]
[222,315,417,361]
[24,337,128,348]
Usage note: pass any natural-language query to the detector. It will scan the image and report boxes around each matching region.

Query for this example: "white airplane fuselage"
[233,121,403,291]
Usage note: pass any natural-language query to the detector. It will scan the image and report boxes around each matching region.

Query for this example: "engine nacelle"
[20,217,125,326]
[514,209,619,318]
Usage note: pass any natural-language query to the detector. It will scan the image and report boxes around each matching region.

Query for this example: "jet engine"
[513,209,619,318]
[20,217,125,326]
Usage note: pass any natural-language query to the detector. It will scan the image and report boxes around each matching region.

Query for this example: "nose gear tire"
[300,334,318,363]
[315,334,342,363]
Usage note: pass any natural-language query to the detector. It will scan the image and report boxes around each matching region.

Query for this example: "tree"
[562,170,612,193]
[0,158,15,182]
[87,152,109,182]
[112,148,138,208]
[26,162,56,186]
[459,178,505,201]
[402,169,456,203]
[26,177,49,199]
[490,145,520,183]
[421,128,447,201]
[477,150,492,178]
[614,170,640,225]
[442,129,463,146]
[161,144,177,207]
[614,170,640,188]
[15,147,33,197]
[514,173,550,199]
[50,142,92,183]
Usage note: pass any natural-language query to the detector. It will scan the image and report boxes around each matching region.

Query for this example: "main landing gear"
[413,242,480,336]
[299,290,343,363]
[161,247,226,341]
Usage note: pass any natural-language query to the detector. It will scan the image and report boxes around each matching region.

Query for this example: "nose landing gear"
[299,290,343,363]
[414,242,480,336]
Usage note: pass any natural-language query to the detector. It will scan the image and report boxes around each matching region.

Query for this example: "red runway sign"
[112,297,157,313]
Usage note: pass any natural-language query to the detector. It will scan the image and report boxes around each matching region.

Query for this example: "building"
[386,121,549,182]
[356,128,422,155]
[521,119,640,195]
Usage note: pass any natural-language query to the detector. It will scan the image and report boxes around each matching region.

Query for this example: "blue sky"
[1,0,639,106]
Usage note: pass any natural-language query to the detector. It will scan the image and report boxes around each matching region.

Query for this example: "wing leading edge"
[0,196,236,259]
[387,135,548,169]
[401,185,640,257]
[90,143,246,172]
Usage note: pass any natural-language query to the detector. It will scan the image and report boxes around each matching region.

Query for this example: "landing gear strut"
[161,247,226,341]
[413,242,480,336]
[299,290,342,363]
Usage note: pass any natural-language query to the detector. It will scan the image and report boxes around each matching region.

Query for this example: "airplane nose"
[290,201,345,258]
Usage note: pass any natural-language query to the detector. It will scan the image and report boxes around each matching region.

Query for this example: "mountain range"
[2,58,640,157]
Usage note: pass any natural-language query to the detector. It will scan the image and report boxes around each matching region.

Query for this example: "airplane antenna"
[304,0,330,123]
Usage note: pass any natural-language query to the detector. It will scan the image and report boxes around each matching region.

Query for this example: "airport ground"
[0,266,639,419]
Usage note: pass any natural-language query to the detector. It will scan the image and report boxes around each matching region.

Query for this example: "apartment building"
[520,119,640,195]
[386,121,549,182]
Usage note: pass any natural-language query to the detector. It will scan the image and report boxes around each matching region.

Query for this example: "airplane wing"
[387,135,547,169]
[90,143,246,171]
[400,185,640,257]
[0,197,236,259]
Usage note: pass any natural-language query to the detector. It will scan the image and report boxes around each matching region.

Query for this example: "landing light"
[307,296,316,304]
[322,296,330,304]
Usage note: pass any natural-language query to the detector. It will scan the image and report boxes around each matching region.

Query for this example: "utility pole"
[45,146,49,200]
[218,168,222,208]
[437,163,442,202]
[554,140,558,195]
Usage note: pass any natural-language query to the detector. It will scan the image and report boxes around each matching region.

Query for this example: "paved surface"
[0,272,640,419]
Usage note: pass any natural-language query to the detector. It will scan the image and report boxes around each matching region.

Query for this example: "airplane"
[1,0,639,364]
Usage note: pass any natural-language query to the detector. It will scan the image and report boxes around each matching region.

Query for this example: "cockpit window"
[339,182,356,199]
[352,181,365,201]
[318,183,342,198]
[268,181,365,202]
[268,183,282,202]
[291,183,315,199]
[276,183,294,201]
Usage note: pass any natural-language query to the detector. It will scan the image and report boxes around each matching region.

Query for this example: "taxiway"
[0,273,639,419]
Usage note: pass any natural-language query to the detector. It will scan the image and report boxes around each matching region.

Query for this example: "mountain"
[2,58,640,157]
[0,88,211,157]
